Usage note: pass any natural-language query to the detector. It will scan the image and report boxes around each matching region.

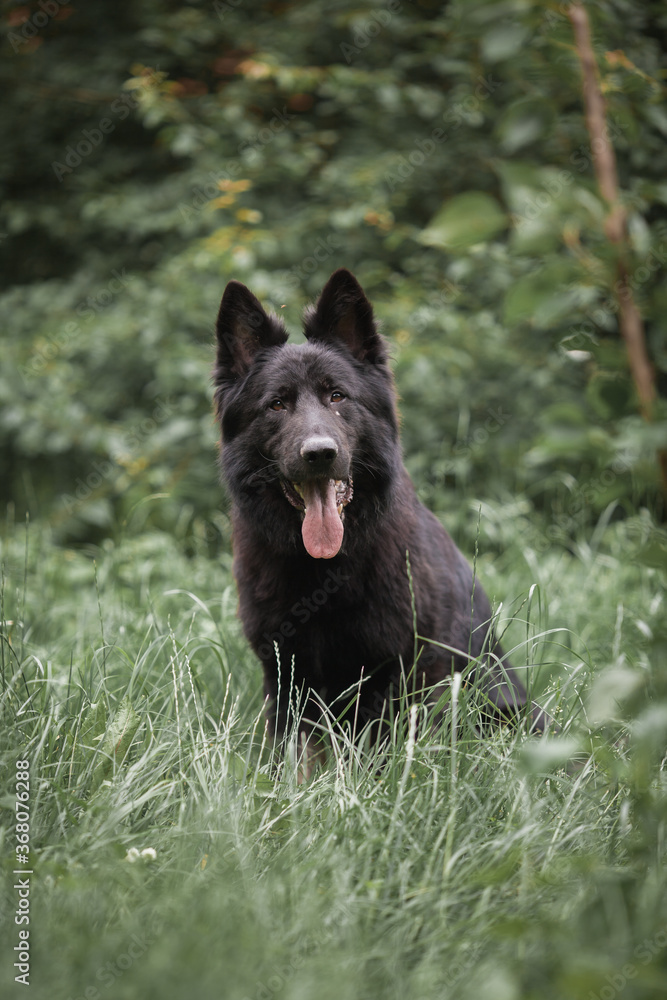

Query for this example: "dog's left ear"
[214,280,288,386]
[304,269,387,364]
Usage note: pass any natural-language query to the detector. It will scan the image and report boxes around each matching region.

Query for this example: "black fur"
[213,269,545,754]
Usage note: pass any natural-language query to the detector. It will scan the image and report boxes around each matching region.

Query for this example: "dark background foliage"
[2,0,666,559]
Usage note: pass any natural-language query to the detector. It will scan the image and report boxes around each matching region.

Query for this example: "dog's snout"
[300,435,338,465]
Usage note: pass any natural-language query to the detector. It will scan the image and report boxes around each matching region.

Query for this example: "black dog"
[213,269,544,769]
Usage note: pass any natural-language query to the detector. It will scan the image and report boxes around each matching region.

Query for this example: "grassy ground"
[1,506,666,1000]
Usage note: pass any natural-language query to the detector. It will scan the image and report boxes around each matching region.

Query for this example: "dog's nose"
[300,436,338,465]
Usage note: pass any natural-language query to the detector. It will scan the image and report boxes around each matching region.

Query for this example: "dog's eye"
[330,391,345,403]
[269,398,285,411]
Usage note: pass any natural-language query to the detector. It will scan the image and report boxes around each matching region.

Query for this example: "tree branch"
[568,2,666,499]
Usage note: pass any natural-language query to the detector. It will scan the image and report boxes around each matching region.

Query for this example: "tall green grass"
[1,509,666,1000]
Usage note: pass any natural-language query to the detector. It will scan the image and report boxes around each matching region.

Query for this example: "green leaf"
[586,666,645,727]
[495,160,564,253]
[495,160,545,212]
[519,738,582,774]
[497,99,555,154]
[633,529,667,571]
[632,704,667,745]
[418,192,507,250]
[480,22,531,63]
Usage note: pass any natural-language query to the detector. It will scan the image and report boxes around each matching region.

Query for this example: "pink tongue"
[300,479,344,559]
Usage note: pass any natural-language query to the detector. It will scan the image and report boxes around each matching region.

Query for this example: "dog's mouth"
[281,478,353,559]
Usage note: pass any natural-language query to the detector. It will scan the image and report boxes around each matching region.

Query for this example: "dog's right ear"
[304,268,387,365]
[214,280,288,387]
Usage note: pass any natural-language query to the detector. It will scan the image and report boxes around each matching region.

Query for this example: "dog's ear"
[214,280,288,385]
[304,269,387,364]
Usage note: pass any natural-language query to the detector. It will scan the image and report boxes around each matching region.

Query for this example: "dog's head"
[213,269,399,558]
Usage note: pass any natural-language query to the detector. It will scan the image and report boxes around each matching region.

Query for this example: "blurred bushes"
[1,0,666,550]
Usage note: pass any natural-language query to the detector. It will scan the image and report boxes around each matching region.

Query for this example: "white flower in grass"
[124,846,157,863]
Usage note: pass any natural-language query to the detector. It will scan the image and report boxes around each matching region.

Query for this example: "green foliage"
[1,0,665,548]
[1,516,666,1000]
